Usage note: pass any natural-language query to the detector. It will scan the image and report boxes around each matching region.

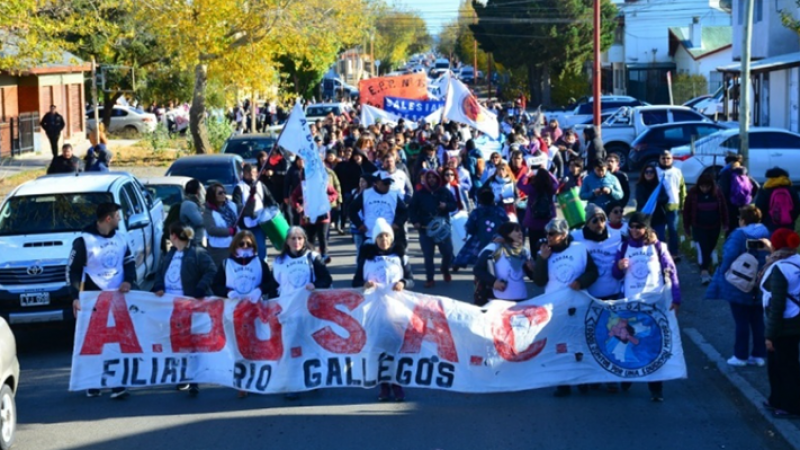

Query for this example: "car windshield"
[306,106,340,117]
[168,163,235,186]
[222,138,275,160]
[0,193,113,236]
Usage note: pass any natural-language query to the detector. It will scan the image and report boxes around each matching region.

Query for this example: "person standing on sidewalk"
[682,173,728,285]
[706,205,770,368]
[69,202,135,400]
[760,228,800,417]
[655,150,687,261]
[40,104,65,158]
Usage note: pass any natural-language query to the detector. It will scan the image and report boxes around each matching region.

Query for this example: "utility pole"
[593,0,602,128]
[473,10,478,88]
[740,0,755,166]
[90,56,100,143]
[488,53,492,96]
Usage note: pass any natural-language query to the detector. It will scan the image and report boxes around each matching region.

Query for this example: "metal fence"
[12,112,39,156]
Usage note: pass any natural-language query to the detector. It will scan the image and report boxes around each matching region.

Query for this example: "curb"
[684,327,800,450]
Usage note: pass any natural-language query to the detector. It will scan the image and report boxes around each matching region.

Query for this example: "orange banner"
[358,72,428,108]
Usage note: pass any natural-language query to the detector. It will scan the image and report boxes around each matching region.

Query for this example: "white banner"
[442,76,499,139]
[277,102,331,219]
[70,288,686,394]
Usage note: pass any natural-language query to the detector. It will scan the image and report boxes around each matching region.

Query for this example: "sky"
[399,0,463,34]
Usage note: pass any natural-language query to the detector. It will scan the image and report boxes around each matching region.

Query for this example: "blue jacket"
[705,223,770,305]
[579,172,623,209]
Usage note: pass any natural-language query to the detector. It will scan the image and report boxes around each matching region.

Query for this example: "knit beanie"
[585,203,607,222]
[770,228,800,251]
[628,212,651,228]
[371,217,394,242]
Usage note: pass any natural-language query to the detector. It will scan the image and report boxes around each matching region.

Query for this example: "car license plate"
[20,292,50,307]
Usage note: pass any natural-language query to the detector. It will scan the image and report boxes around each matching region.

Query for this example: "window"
[641,110,669,126]
[761,132,800,149]
[695,125,722,138]
[672,110,705,123]
[113,108,129,117]
[755,0,763,23]
[663,126,686,141]
[0,193,112,236]
[721,135,741,150]
[122,182,144,215]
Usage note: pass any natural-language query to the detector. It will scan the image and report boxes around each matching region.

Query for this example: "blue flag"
[384,96,445,121]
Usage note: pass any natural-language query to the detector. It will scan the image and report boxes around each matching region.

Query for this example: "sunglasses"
[590,216,606,224]
[611,209,623,214]
[239,241,254,248]
[645,170,656,174]
[547,231,562,236]
[216,190,226,195]
[661,157,672,161]
[630,224,646,230]
[444,173,455,177]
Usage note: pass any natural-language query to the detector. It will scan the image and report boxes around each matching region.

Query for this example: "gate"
[12,112,39,156]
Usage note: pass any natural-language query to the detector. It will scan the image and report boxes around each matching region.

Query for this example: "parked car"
[545,95,648,129]
[321,78,358,100]
[0,316,18,450]
[220,134,278,165]
[0,173,163,326]
[140,176,193,219]
[683,94,713,109]
[165,154,244,196]
[587,105,710,170]
[305,103,349,122]
[673,127,800,184]
[459,66,475,83]
[628,121,730,171]
[86,105,158,134]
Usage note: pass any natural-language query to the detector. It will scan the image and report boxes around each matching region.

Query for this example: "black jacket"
[68,224,136,299]
[211,256,278,299]
[612,170,631,207]
[409,184,457,226]
[47,155,82,174]
[153,245,217,298]
[583,126,605,169]
[40,112,65,135]
[260,151,291,202]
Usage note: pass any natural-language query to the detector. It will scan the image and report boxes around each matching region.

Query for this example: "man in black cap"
[349,172,408,250]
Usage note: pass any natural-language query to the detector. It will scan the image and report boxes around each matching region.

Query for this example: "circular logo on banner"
[459,94,481,122]
[585,302,671,378]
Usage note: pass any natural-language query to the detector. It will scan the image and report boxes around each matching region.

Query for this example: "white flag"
[442,76,499,139]
[277,102,331,219]
[360,104,402,127]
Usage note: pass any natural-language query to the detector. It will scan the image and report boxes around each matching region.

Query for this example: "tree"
[372,7,431,74]
[470,0,617,107]
[0,0,77,72]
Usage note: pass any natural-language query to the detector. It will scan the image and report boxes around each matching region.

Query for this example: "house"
[0,47,90,157]
[605,0,732,104]
[669,21,732,93]
[335,48,374,85]
[717,0,800,130]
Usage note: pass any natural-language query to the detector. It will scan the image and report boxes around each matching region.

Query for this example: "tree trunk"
[541,65,552,108]
[102,91,123,130]
[189,63,212,154]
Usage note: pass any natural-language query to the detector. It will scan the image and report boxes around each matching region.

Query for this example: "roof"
[225,133,278,141]
[168,154,243,166]
[140,176,194,187]
[669,26,732,60]
[717,51,800,73]
[14,173,130,197]
[0,33,91,75]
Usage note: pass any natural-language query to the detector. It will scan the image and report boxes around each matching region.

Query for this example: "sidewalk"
[0,139,141,180]
[677,258,800,449]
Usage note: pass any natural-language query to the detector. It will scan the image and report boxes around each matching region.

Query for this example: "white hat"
[528,151,548,168]
[371,217,394,242]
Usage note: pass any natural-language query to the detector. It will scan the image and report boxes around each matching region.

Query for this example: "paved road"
[10,231,796,450]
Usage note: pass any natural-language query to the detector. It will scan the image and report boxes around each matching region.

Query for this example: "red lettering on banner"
[233,300,284,361]
[308,290,366,354]
[79,291,142,355]
[170,298,226,353]
[400,297,459,362]
[491,305,551,362]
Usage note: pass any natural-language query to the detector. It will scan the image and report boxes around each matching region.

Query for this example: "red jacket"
[290,183,338,225]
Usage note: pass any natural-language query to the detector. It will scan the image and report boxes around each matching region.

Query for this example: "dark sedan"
[165,154,244,196]
[628,121,729,171]
[220,134,277,164]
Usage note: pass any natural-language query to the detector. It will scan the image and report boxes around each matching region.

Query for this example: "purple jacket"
[516,171,559,230]
[611,236,681,305]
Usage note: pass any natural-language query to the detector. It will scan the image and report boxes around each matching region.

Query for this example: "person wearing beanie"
[706,204,771,368]
[517,152,559,253]
[612,211,679,402]
[572,203,622,301]
[754,167,800,233]
[454,189,510,269]
[683,173,729,284]
[410,170,458,288]
[579,159,623,210]
[534,218,598,398]
[759,228,800,417]
[604,201,628,239]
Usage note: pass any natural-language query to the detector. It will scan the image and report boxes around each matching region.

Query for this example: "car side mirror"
[128,214,150,230]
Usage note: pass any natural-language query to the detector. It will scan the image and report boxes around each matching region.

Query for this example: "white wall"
[732,0,799,59]
[769,69,789,128]
[674,46,732,93]
[621,0,731,65]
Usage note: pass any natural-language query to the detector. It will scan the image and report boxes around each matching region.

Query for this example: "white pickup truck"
[587,105,710,170]
[0,173,163,325]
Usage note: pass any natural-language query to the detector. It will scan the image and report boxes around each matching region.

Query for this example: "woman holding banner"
[154,222,218,397]
[352,217,413,401]
[611,212,680,402]
[473,222,535,303]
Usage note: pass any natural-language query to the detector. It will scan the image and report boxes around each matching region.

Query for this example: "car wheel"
[0,384,16,450]
[606,144,630,171]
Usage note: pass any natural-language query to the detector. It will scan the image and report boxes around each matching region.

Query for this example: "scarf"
[492,242,527,272]
[208,201,237,228]
[764,176,791,190]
